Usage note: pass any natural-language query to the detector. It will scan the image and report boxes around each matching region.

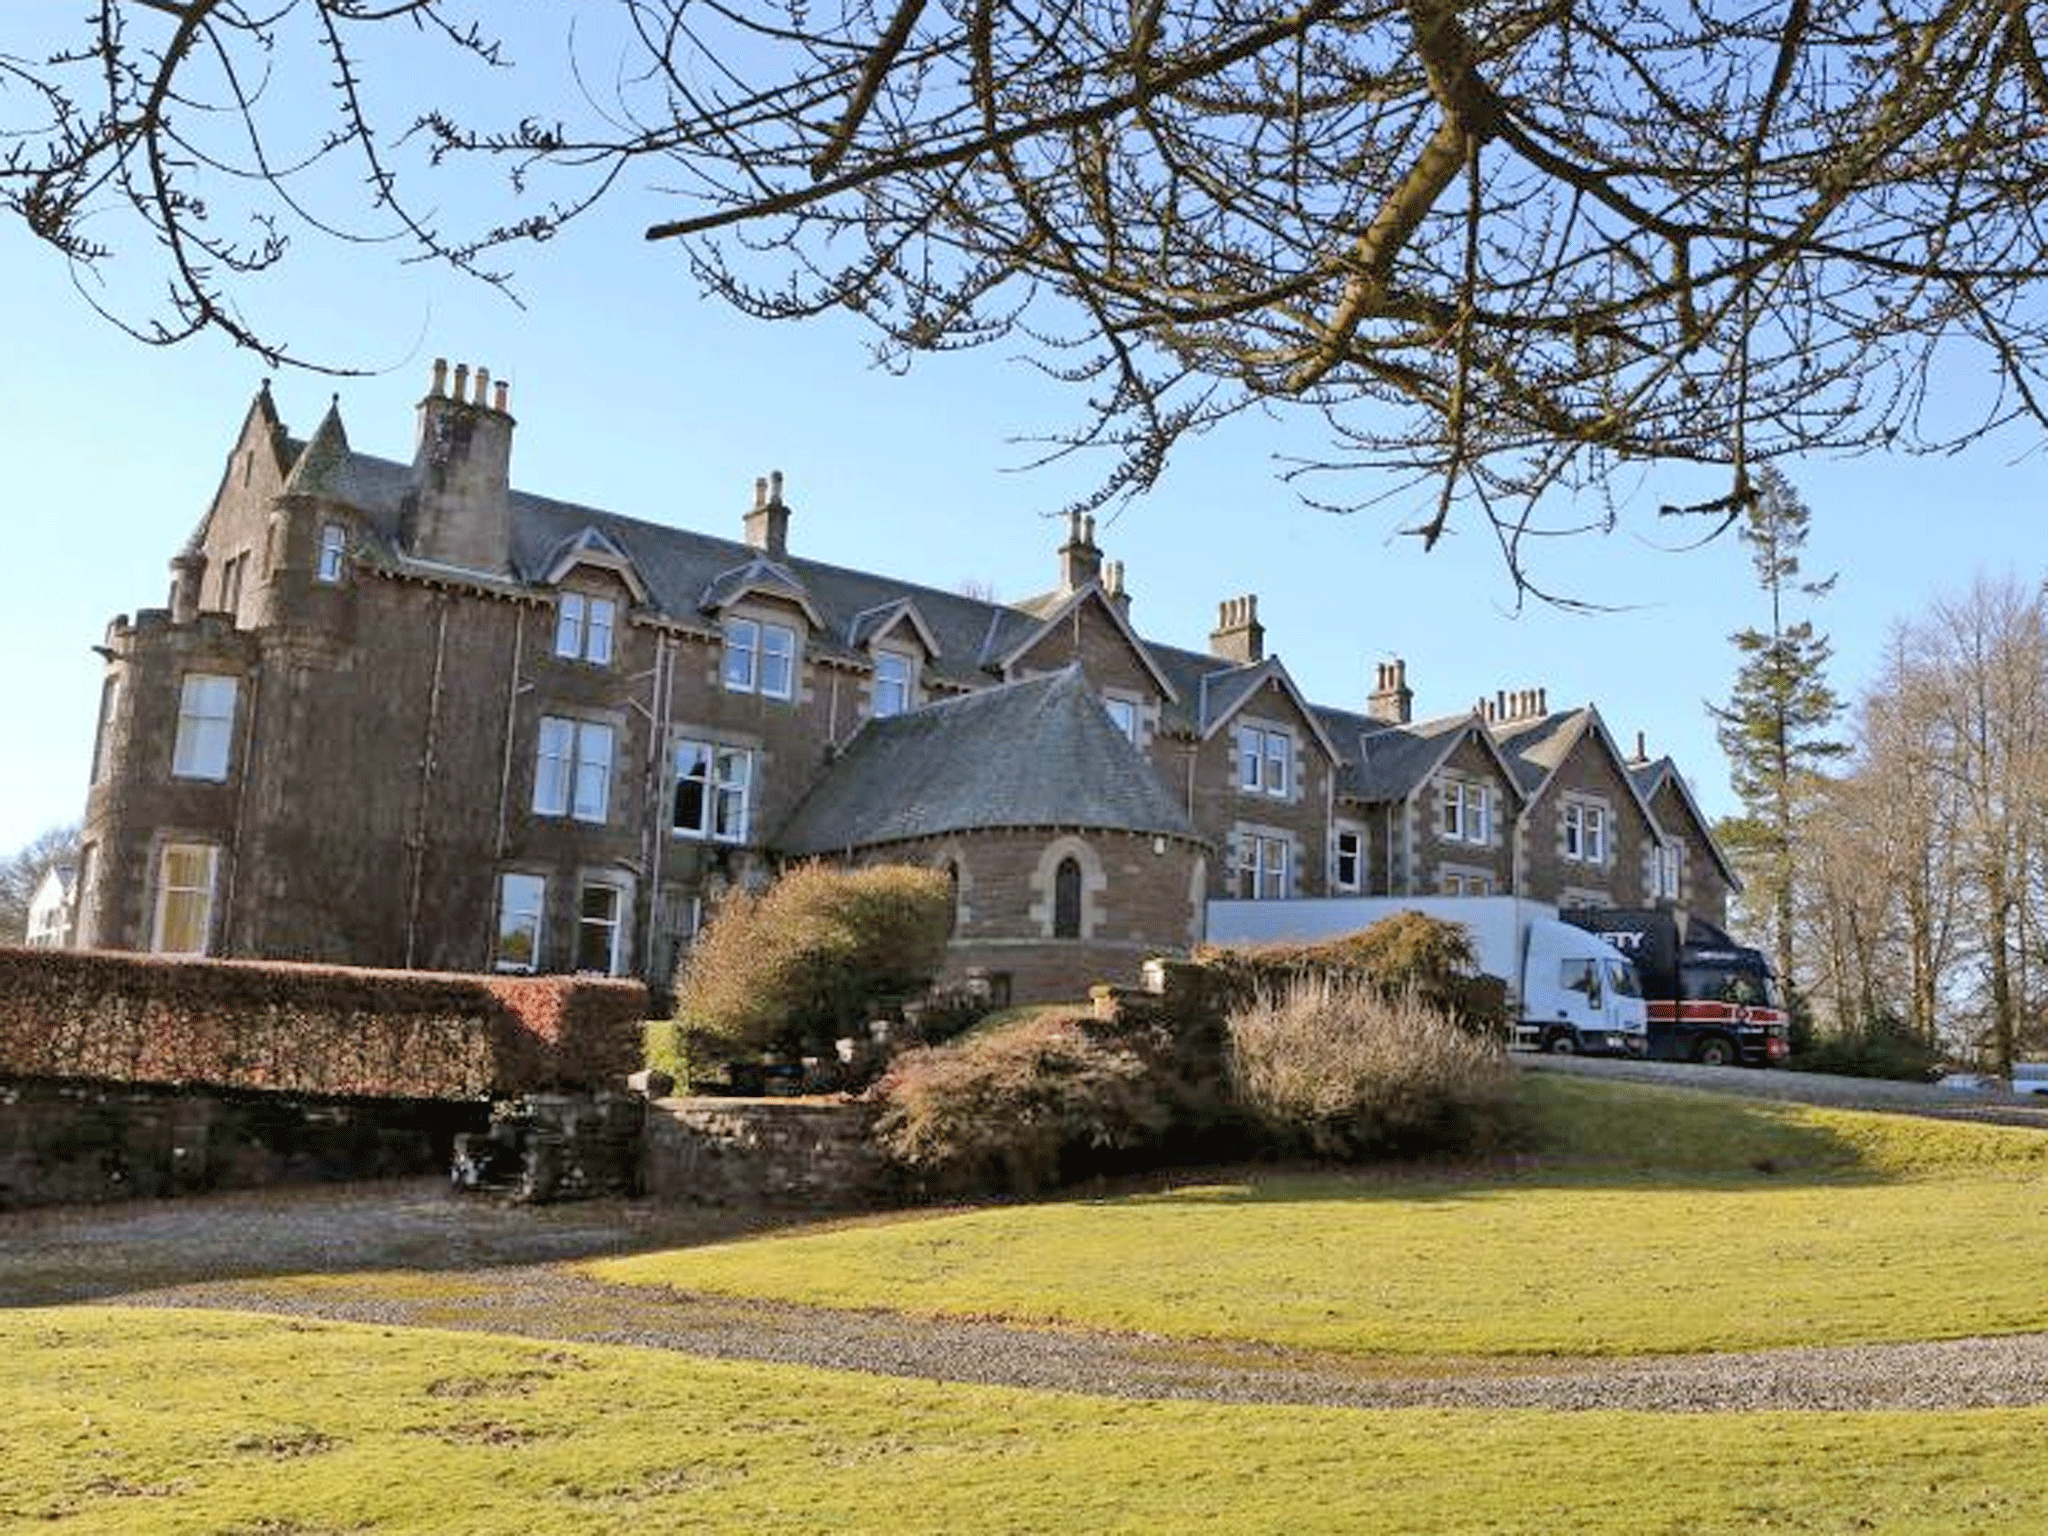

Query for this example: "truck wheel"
[1545,1030,1578,1055]
[1694,1035,1737,1067]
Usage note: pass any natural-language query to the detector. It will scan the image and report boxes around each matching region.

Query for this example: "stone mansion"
[64,360,1735,1001]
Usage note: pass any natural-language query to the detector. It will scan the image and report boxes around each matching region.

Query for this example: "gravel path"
[10,1173,2048,1414]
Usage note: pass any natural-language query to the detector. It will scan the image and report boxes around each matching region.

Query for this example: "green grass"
[591,1076,2048,1356]
[6,1307,2046,1535]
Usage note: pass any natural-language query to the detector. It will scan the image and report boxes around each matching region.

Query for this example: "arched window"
[1053,856,1082,939]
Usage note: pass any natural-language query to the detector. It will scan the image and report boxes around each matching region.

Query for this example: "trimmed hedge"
[0,947,646,1099]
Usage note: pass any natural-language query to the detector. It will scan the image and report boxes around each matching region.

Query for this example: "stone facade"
[68,362,1735,1006]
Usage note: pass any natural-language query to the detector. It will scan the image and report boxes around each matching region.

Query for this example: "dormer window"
[555,593,616,665]
[724,616,797,699]
[873,651,913,717]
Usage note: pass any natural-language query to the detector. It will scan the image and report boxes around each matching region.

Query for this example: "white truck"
[1205,895,1649,1055]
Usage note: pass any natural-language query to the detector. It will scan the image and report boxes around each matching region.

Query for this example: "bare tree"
[0,824,81,944]
[10,2,2048,581]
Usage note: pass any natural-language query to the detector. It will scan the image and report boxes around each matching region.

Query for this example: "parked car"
[2012,1063,2048,1097]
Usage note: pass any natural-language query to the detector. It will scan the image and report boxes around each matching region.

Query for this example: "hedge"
[0,947,646,1099]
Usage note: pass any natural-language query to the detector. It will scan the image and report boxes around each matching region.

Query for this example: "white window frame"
[495,872,546,973]
[575,882,625,975]
[151,842,218,955]
[172,674,237,781]
[534,717,615,823]
[553,592,617,665]
[723,616,798,699]
[1237,832,1289,900]
[1238,724,1291,798]
[672,738,753,844]
[316,521,348,584]
[1333,829,1363,893]
[873,650,913,717]
[1655,843,1683,900]
[1564,801,1607,864]
[1441,780,1491,844]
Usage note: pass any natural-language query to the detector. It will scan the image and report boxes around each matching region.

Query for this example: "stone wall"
[642,1096,889,1209]
[0,1079,483,1211]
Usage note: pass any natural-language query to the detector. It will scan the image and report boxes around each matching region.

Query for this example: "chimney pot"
[492,380,509,413]
[451,363,470,402]
[770,469,785,505]
[430,357,448,397]
[474,366,490,407]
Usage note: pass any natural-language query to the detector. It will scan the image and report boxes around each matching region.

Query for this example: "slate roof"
[1489,707,1592,795]
[259,397,1711,860]
[775,666,1199,855]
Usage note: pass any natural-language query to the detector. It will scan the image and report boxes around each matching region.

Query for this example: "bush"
[676,863,953,1055]
[1227,976,1514,1159]
[870,1010,1181,1196]
[0,948,646,1099]
[1796,1011,1943,1082]
[1193,912,1506,1035]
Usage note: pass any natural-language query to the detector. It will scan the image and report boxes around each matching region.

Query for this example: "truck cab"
[1519,919,1649,1056]
[1564,909,1790,1067]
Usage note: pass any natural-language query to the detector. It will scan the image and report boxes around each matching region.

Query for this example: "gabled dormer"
[849,597,943,719]
[1492,702,1664,906]
[537,526,649,669]
[1197,654,1343,799]
[700,555,820,704]
[995,582,1179,749]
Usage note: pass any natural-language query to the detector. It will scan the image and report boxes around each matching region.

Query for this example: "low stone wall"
[0,1077,485,1210]
[644,1096,890,1209]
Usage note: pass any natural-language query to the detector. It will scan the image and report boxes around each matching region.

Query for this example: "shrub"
[0,948,645,1099]
[1227,976,1514,1159]
[676,863,953,1055]
[1193,912,1505,1035]
[1797,1011,1943,1082]
[870,1010,1180,1196]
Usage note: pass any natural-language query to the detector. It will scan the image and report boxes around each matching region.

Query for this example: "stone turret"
[403,357,515,574]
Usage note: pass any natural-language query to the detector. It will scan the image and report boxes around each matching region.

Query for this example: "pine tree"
[1712,466,1847,1005]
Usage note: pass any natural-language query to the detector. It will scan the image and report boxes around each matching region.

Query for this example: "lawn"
[591,1076,2048,1356]
[4,1307,2044,1536]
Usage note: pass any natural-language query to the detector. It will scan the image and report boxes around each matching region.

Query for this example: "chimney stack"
[744,469,791,559]
[404,354,515,573]
[1209,594,1264,665]
[1058,510,1102,594]
[1103,559,1131,618]
[1367,658,1412,725]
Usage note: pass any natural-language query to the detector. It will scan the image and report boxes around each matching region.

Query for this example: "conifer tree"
[1712,466,1846,1005]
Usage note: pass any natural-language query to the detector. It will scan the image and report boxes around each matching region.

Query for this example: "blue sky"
[2,16,2043,856]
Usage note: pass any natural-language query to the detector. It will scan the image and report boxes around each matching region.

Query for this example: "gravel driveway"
[10,1148,2048,1414]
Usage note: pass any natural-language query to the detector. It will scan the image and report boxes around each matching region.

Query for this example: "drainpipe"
[405,598,450,970]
